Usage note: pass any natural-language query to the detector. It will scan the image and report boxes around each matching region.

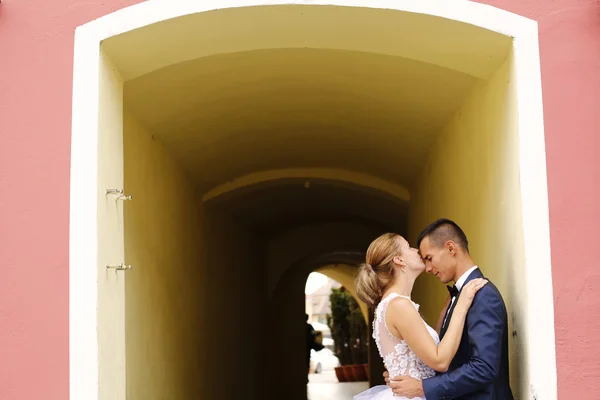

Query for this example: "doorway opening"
[69,2,556,400]
[305,272,370,400]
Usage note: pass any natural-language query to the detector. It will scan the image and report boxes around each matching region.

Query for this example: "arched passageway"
[203,181,406,398]
[70,2,556,400]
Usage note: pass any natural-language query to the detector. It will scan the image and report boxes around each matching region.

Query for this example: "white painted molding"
[512,19,557,400]
[69,26,101,400]
[83,0,533,42]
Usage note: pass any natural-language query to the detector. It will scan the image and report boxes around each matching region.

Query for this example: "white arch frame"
[69,1,556,399]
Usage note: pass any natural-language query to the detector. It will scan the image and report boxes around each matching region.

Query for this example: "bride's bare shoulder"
[387,296,419,317]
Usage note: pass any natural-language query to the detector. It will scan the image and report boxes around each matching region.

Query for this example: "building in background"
[305,272,342,326]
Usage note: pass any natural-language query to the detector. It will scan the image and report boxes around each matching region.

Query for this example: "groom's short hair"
[417,218,469,253]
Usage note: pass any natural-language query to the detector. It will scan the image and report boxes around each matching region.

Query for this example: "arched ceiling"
[103,4,511,81]
[206,179,407,235]
[202,168,411,202]
[109,3,512,197]
[124,47,480,194]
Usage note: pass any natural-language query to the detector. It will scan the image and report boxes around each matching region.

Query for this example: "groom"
[386,218,514,399]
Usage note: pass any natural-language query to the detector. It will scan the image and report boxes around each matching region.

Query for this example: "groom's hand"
[388,376,424,397]
[383,371,390,384]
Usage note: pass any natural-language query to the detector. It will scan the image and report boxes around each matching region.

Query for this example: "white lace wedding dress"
[354,293,440,400]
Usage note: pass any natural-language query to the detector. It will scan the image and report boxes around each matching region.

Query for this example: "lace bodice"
[373,293,439,380]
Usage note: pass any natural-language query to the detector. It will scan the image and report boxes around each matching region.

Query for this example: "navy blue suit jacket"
[422,269,514,400]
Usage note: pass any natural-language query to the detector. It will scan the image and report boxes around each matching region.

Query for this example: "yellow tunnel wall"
[116,45,529,400]
[201,207,268,398]
[123,112,205,399]
[408,54,527,398]
[123,112,268,399]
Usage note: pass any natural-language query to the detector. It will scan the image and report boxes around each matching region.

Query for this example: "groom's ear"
[446,241,457,255]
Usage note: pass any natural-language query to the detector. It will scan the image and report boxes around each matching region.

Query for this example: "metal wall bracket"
[105,189,132,201]
[106,263,132,271]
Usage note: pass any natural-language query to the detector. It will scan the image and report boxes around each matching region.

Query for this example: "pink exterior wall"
[481,1,600,398]
[0,0,598,398]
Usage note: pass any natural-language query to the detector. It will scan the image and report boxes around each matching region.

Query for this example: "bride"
[353,233,486,400]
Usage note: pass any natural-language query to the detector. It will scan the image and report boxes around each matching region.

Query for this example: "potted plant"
[348,296,369,381]
[328,288,353,382]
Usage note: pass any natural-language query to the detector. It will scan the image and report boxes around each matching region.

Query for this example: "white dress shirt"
[455,265,479,291]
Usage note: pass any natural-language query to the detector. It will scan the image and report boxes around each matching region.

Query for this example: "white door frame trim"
[69,1,556,399]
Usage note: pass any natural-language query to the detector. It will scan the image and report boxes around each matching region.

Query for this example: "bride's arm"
[388,279,487,373]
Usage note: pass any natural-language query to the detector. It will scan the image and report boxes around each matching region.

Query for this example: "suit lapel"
[440,268,484,339]
[441,293,459,339]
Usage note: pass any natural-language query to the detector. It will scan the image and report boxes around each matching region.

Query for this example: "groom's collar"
[455,265,479,291]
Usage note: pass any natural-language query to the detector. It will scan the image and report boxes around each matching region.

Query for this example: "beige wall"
[123,112,206,399]
[123,113,268,399]
[97,53,127,400]
[408,54,527,397]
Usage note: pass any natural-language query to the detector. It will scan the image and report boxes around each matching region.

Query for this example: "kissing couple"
[353,218,514,400]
